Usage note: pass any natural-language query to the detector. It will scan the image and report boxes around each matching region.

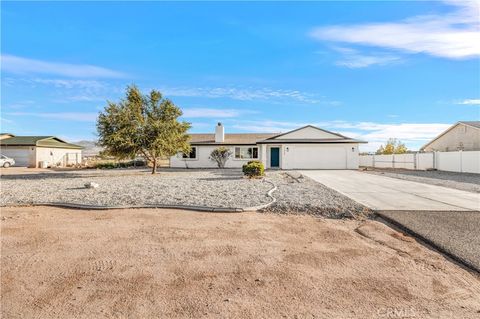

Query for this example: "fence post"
[459,150,463,173]
[373,155,375,168]
[392,154,395,169]
[414,152,417,170]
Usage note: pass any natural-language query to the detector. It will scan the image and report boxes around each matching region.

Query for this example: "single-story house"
[0,135,83,168]
[421,121,480,152]
[170,123,366,169]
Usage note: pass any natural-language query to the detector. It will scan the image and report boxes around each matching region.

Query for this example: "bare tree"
[209,147,232,168]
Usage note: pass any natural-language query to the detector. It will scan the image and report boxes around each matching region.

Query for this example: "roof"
[0,136,83,149]
[264,125,350,140]
[189,125,366,145]
[257,138,365,144]
[459,121,480,129]
[421,121,480,150]
[189,133,277,145]
[261,125,366,143]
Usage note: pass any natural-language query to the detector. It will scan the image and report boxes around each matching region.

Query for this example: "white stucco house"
[0,134,83,168]
[170,123,366,169]
[421,121,480,152]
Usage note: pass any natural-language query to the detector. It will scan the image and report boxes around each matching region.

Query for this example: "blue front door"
[270,147,280,168]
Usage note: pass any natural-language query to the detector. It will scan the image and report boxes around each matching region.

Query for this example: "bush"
[242,160,264,178]
[209,147,233,168]
[95,162,118,169]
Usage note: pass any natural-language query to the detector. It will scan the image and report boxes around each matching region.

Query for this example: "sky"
[1,0,479,152]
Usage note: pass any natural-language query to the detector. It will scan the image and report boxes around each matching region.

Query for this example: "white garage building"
[0,134,83,168]
[170,124,366,169]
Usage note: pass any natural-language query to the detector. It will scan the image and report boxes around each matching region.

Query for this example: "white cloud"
[7,112,98,122]
[332,47,402,68]
[324,121,451,152]
[30,78,107,89]
[456,99,480,105]
[182,108,253,118]
[1,117,14,124]
[310,1,480,59]
[4,77,121,103]
[1,55,127,78]
[161,86,330,104]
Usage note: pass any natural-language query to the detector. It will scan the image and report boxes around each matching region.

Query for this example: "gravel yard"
[364,168,480,193]
[263,172,372,219]
[1,168,371,218]
[0,169,273,209]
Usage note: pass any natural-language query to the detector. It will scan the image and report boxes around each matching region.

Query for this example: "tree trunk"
[152,158,157,174]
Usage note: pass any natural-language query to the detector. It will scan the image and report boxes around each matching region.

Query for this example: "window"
[235,147,258,159]
[182,147,197,159]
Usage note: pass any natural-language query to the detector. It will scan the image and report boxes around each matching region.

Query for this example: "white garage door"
[0,148,33,167]
[291,145,347,169]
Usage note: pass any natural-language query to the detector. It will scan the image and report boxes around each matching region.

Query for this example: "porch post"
[260,144,267,168]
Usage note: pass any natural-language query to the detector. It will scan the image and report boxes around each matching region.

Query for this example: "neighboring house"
[170,123,366,169]
[0,133,14,140]
[421,121,480,152]
[0,135,83,168]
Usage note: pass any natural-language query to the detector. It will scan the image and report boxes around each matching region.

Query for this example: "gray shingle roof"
[460,121,480,129]
[189,133,277,145]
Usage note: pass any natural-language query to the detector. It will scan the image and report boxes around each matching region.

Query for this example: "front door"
[270,147,280,168]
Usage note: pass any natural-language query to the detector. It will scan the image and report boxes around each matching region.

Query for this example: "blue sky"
[1,1,479,151]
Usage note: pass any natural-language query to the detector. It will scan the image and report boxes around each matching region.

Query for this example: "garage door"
[0,148,33,167]
[291,145,347,169]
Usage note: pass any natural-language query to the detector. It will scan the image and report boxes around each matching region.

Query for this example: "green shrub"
[242,160,264,178]
[95,162,118,169]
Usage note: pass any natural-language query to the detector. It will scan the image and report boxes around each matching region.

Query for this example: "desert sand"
[1,206,479,318]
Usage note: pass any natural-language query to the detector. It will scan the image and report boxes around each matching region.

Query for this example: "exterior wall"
[280,143,359,169]
[35,147,82,168]
[359,151,480,174]
[423,124,480,152]
[171,143,360,169]
[0,146,36,167]
[275,126,339,139]
[170,145,261,168]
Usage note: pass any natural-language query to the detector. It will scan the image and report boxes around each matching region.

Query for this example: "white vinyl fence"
[359,151,480,174]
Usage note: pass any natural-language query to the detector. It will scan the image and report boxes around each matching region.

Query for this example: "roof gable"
[421,121,479,150]
[267,125,346,140]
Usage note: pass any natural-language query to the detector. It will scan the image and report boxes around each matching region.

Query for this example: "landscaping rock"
[84,182,99,189]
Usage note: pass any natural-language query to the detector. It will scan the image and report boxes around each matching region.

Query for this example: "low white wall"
[417,153,434,170]
[359,151,480,174]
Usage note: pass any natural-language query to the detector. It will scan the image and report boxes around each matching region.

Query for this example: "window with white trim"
[234,147,258,159]
[182,147,197,159]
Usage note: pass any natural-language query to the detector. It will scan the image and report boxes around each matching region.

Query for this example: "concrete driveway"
[300,170,480,211]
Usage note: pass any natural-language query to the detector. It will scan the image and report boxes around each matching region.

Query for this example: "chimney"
[215,122,225,143]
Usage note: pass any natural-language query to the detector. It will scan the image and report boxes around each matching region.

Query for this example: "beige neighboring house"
[0,134,83,168]
[421,121,480,152]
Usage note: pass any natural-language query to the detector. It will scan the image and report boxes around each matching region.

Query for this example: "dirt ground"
[1,207,480,319]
